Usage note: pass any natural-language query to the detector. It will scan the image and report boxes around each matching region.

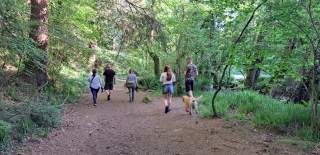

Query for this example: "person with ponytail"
[160,65,176,113]
[88,68,103,106]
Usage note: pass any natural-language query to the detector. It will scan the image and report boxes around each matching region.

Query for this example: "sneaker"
[165,106,169,114]
[93,104,97,107]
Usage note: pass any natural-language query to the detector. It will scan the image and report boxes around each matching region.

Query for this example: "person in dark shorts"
[185,57,198,98]
[103,64,116,101]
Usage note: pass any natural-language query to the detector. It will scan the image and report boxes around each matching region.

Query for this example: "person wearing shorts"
[160,65,176,114]
[103,64,116,101]
[185,57,198,98]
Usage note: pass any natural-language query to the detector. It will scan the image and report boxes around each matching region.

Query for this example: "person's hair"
[129,69,134,74]
[187,57,192,63]
[106,64,111,69]
[92,68,97,76]
[164,65,172,81]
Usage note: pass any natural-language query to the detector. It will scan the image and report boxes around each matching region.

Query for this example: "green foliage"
[295,127,320,142]
[0,121,11,142]
[0,100,61,152]
[4,87,22,102]
[198,91,319,142]
[138,76,160,90]
[35,127,51,138]
[143,96,152,104]
[0,121,11,150]
[15,116,36,141]
[30,104,61,128]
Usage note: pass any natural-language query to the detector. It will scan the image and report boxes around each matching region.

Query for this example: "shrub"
[143,96,152,104]
[197,90,319,142]
[30,104,61,128]
[5,87,22,102]
[0,120,12,150]
[15,116,36,141]
[0,121,11,142]
[138,76,160,90]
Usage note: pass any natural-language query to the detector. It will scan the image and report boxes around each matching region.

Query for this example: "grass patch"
[4,87,23,102]
[279,138,316,151]
[0,100,62,152]
[0,66,86,153]
[143,96,152,104]
[198,90,320,142]
[0,121,12,150]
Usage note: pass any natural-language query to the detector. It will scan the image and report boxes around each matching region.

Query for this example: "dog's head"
[191,96,203,108]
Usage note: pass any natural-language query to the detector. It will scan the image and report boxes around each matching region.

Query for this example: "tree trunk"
[148,52,160,77]
[244,63,260,89]
[175,36,184,96]
[29,0,49,87]
[176,57,183,96]
[311,63,318,129]
[245,29,263,89]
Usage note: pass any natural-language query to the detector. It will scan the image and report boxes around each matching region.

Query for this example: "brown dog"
[182,96,202,116]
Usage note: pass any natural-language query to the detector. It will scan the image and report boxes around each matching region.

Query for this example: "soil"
[17,84,309,155]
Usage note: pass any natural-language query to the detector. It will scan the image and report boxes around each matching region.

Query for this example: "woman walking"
[126,69,138,103]
[88,68,103,106]
[160,65,176,113]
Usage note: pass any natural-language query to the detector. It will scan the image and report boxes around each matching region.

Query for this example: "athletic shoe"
[165,106,169,113]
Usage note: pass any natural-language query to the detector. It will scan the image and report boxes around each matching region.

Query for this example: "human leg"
[132,87,135,102]
[185,80,194,97]
[91,88,99,106]
[128,87,132,102]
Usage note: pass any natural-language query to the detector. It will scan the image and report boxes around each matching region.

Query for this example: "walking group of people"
[87,57,198,115]
[160,57,198,113]
[87,65,138,106]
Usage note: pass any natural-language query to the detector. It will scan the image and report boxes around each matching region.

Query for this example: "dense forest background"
[0,0,320,153]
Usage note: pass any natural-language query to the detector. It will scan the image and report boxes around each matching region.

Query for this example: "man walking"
[185,57,198,98]
[103,64,116,101]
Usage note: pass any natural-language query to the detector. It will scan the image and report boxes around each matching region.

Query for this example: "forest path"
[21,83,306,155]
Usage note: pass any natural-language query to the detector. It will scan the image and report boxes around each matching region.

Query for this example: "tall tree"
[29,0,49,87]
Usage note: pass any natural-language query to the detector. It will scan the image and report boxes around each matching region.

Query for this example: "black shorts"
[104,82,114,90]
[185,80,194,92]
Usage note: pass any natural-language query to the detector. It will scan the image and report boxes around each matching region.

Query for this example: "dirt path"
[20,84,307,155]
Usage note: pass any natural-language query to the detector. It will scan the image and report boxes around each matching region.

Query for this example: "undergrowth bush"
[30,104,61,128]
[138,76,160,90]
[0,120,11,149]
[198,91,319,142]
[15,116,35,141]
[0,101,61,152]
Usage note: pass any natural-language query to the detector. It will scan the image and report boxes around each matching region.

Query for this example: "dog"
[182,95,203,123]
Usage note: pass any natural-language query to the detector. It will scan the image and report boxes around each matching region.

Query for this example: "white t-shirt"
[160,72,176,85]
[88,75,103,89]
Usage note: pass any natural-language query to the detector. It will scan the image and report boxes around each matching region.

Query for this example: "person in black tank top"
[103,64,116,101]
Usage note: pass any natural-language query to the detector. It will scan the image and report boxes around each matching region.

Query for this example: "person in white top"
[160,65,176,113]
[88,68,103,106]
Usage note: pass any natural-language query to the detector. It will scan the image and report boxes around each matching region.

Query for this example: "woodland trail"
[20,83,307,155]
